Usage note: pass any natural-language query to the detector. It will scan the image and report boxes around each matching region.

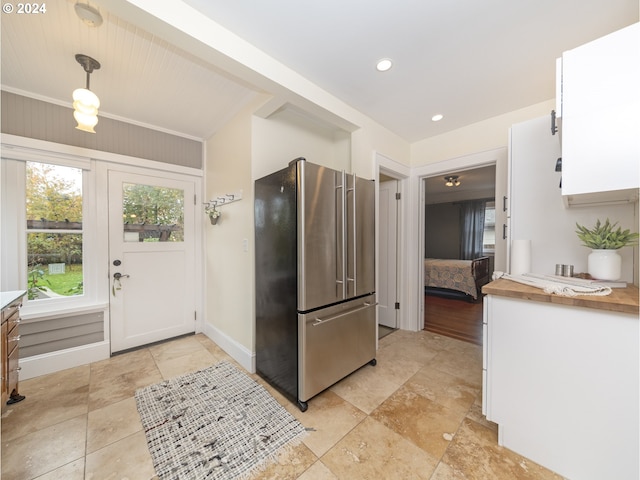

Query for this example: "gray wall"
[1,91,203,169]
[425,203,461,259]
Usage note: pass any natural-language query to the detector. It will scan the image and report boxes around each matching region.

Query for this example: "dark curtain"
[460,200,486,259]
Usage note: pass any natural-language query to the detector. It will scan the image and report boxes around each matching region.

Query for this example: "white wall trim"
[19,341,110,380]
[375,151,415,332]
[411,147,507,331]
[203,322,255,373]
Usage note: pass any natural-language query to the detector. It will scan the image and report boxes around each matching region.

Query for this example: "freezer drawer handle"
[312,302,378,326]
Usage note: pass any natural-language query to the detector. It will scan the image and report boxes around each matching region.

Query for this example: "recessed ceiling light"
[431,114,444,122]
[376,59,393,72]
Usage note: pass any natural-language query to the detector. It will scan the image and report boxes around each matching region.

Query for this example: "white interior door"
[378,180,398,328]
[108,170,196,353]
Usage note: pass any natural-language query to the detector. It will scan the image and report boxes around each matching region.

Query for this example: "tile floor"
[1,331,565,479]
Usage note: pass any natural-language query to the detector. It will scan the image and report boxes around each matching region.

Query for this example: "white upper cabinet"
[558,22,639,205]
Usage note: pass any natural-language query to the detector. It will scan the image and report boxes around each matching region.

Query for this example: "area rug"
[135,361,306,480]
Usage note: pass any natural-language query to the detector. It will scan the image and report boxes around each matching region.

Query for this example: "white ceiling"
[1,0,638,142]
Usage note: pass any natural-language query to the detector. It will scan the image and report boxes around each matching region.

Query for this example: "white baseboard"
[19,341,111,380]
[202,323,255,373]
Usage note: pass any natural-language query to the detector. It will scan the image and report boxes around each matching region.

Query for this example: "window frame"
[1,154,101,316]
[483,201,496,255]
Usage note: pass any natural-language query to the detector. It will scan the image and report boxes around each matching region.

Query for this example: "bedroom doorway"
[418,148,507,343]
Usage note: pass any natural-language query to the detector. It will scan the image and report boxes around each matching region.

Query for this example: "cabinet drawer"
[7,322,20,356]
[7,342,19,395]
[1,298,22,324]
[5,306,20,333]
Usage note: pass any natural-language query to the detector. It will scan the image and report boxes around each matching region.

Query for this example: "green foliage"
[575,218,639,250]
[27,264,50,300]
[27,263,83,299]
[27,163,82,222]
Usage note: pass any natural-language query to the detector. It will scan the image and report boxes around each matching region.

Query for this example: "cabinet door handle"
[502,224,508,240]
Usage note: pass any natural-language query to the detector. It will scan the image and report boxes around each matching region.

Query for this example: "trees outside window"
[26,162,83,300]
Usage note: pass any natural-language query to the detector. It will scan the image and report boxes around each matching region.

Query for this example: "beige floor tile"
[464,402,498,432]
[193,333,232,359]
[321,416,439,480]
[148,334,208,363]
[1,331,571,480]
[85,430,156,480]
[32,459,85,480]
[439,418,565,479]
[329,364,400,414]
[1,370,89,442]
[405,363,479,416]
[371,385,465,459]
[1,415,86,480]
[18,365,91,400]
[285,390,366,457]
[250,442,317,480]
[430,461,469,479]
[373,342,430,385]
[87,396,143,454]
[153,347,218,380]
[88,350,163,411]
[379,331,443,366]
[296,460,339,480]
[427,347,483,388]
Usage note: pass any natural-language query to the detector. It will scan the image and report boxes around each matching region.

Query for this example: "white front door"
[378,180,398,328]
[108,170,196,353]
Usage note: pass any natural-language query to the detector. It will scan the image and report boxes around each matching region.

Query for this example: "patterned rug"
[135,361,306,480]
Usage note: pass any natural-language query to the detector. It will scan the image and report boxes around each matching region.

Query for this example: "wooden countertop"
[482,278,639,315]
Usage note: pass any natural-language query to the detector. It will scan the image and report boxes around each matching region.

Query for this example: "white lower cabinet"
[483,294,639,480]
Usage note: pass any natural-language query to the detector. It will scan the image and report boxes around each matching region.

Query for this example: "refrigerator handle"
[346,173,356,297]
[336,173,346,298]
[312,301,378,326]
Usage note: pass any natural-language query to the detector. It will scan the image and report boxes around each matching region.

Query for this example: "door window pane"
[122,183,184,242]
[26,162,83,300]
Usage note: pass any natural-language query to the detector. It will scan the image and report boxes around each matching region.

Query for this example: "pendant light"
[73,54,101,133]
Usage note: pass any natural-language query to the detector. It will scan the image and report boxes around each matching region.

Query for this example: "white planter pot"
[587,249,622,281]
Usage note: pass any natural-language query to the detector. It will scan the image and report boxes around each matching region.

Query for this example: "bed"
[424,257,491,301]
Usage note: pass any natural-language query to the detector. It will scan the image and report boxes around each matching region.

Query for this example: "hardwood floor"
[424,294,483,345]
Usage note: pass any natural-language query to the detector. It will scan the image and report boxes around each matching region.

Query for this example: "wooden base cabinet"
[483,294,639,480]
[1,291,25,412]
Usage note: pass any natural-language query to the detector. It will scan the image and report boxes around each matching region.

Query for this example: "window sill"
[21,301,109,321]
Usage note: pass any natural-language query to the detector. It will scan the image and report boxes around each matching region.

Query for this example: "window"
[122,183,184,242]
[26,162,84,301]
[483,201,496,254]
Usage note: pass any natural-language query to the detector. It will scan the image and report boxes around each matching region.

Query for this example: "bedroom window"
[26,162,84,301]
[483,202,495,254]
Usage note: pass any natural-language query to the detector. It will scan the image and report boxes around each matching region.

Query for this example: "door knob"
[113,272,130,280]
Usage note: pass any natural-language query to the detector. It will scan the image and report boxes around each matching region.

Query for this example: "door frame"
[96,161,204,348]
[412,147,507,332]
[375,152,410,332]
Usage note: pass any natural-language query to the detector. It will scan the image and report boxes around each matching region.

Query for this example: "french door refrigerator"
[255,157,376,411]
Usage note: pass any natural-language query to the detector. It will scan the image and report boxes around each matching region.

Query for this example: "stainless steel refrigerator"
[255,157,376,411]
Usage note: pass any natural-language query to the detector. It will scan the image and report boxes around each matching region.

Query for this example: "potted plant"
[205,205,221,225]
[575,218,639,280]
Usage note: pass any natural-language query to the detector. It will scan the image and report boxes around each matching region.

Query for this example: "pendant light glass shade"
[73,54,101,133]
[73,87,100,132]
